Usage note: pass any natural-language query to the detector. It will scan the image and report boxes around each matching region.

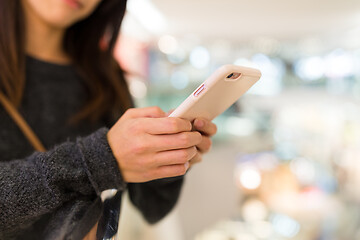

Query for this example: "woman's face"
[22,0,103,28]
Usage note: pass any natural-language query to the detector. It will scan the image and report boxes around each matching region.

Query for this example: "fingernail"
[196,119,204,128]
[185,162,190,169]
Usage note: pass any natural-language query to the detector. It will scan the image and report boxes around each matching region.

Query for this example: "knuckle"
[156,168,171,179]
[213,124,218,134]
[178,149,190,162]
[125,108,136,115]
[204,137,212,150]
[148,106,164,117]
[195,132,203,143]
[209,123,218,136]
[192,146,198,155]
[185,120,192,131]
[128,120,141,133]
[179,133,191,146]
[164,165,188,178]
[132,141,147,154]
[152,106,163,114]
[167,118,180,132]
[176,165,187,176]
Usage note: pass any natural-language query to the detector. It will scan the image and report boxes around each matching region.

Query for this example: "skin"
[107,107,217,182]
[22,0,218,183]
[22,0,102,63]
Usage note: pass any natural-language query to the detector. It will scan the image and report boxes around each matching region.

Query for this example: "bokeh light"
[294,56,325,81]
[158,35,179,54]
[271,214,300,238]
[238,167,262,190]
[129,78,147,99]
[189,46,210,69]
[324,49,355,79]
[170,70,189,89]
[241,199,268,222]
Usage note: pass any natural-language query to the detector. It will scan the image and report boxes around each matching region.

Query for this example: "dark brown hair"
[0,0,133,123]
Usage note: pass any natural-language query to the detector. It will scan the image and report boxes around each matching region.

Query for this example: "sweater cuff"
[77,128,126,195]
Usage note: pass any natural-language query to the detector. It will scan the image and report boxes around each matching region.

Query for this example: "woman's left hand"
[190,118,217,166]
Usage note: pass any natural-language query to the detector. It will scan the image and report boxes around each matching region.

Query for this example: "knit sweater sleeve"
[0,127,125,237]
[128,176,184,224]
[103,115,185,225]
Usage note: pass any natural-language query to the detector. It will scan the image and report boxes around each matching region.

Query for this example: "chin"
[23,0,98,29]
[45,14,81,28]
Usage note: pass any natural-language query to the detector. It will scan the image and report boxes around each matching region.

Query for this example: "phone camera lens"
[226,72,242,80]
[227,73,234,78]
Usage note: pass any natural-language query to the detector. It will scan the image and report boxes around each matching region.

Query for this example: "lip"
[63,0,83,9]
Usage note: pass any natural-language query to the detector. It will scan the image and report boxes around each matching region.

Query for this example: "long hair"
[0,0,133,123]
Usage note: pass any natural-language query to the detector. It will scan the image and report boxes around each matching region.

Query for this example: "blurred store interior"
[115,0,360,239]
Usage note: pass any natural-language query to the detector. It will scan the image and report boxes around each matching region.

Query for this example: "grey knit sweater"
[0,56,184,240]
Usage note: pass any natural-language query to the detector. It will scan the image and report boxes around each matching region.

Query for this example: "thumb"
[125,106,166,119]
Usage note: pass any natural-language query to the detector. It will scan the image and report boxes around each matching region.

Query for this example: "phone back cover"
[169,65,261,121]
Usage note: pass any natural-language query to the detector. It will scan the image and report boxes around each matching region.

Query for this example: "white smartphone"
[169,64,261,121]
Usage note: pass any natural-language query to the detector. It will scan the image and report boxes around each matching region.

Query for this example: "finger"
[124,106,166,119]
[189,152,202,167]
[196,136,212,153]
[193,118,217,136]
[153,147,197,167]
[142,117,192,135]
[151,131,202,152]
[152,162,190,179]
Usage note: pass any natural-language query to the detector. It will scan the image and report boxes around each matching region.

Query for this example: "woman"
[0,0,217,239]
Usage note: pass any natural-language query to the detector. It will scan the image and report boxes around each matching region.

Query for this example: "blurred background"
[114,0,360,239]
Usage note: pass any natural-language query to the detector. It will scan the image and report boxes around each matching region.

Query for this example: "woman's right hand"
[107,107,202,183]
